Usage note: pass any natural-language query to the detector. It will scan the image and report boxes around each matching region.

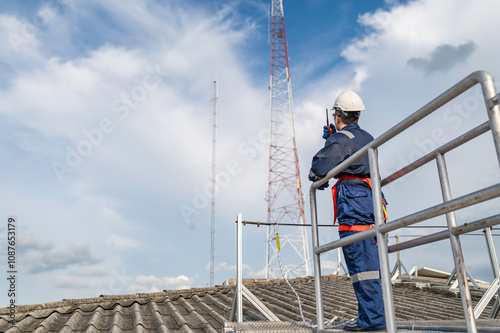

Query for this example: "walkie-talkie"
[324,108,334,139]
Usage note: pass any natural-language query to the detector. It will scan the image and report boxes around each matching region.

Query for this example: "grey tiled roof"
[0,275,498,332]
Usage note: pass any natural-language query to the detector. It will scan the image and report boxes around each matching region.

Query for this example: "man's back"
[310,123,374,179]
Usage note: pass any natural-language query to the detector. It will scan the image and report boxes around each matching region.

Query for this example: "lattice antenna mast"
[210,78,218,287]
[265,0,310,279]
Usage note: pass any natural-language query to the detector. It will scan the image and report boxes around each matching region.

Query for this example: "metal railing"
[309,71,500,333]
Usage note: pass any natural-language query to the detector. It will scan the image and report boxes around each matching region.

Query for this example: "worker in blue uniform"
[309,91,386,332]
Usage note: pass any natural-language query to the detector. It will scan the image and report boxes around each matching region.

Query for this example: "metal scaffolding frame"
[309,71,500,332]
[230,214,282,323]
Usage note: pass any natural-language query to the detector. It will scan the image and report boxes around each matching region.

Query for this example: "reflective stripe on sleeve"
[350,271,380,283]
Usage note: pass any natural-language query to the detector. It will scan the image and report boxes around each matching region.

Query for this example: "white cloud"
[0,14,43,65]
[128,274,193,292]
[106,233,140,250]
[208,261,252,273]
[69,265,109,277]
[18,232,52,251]
[1,0,499,305]
[53,276,103,289]
[52,266,136,296]
[0,0,273,304]
[208,262,277,280]
[22,242,102,274]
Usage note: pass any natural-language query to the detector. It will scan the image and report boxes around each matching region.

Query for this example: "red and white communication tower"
[266,0,310,278]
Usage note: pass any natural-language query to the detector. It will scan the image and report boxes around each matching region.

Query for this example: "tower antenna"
[210,77,219,286]
[266,0,310,278]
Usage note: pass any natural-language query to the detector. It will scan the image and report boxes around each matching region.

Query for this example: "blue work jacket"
[310,123,377,226]
[310,123,373,179]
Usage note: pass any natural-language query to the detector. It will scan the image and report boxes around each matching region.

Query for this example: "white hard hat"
[332,91,365,112]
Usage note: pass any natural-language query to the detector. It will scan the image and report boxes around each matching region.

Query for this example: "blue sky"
[0,0,500,306]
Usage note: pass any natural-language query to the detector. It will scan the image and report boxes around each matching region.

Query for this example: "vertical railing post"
[485,227,500,281]
[396,235,402,280]
[368,148,397,333]
[478,75,500,166]
[436,153,477,332]
[484,227,500,318]
[237,213,243,322]
[336,248,341,275]
[309,188,324,330]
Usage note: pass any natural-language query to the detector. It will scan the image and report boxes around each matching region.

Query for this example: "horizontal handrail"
[382,121,490,186]
[379,183,500,234]
[389,213,500,253]
[314,183,500,255]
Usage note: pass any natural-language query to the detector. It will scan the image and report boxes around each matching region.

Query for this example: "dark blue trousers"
[340,230,386,330]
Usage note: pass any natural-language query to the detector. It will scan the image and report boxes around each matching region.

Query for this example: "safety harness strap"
[338,224,375,232]
[332,175,370,224]
[331,175,387,224]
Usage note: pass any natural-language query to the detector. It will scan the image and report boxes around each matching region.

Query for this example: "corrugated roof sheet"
[0,275,499,332]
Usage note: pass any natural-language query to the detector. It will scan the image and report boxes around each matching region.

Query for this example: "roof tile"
[1,276,499,332]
